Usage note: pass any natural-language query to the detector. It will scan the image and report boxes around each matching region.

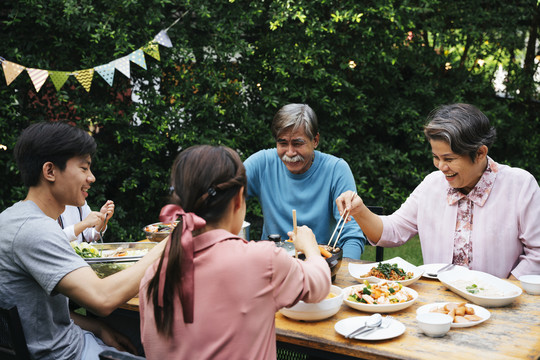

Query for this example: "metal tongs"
[96,213,109,256]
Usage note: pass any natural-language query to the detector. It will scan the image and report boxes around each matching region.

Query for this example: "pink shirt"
[377,158,540,278]
[139,229,331,360]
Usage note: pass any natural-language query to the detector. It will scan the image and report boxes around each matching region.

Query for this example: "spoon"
[358,316,394,337]
[427,263,455,277]
[346,313,382,339]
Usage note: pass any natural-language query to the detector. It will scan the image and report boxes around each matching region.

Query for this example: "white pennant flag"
[114,56,131,78]
[153,30,173,48]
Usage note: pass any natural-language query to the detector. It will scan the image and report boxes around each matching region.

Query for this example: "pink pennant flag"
[153,30,173,48]
[2,60,26,85]
[114,56,131,78]
[26,68,49,92]
[130,49,147,70]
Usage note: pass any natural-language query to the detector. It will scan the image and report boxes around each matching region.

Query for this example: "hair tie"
[207,187,217,197]
[156,206,206,324]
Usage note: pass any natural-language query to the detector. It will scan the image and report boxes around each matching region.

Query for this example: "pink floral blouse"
[447,158,498,268]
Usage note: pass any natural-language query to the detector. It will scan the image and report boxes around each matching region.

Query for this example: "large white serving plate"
[348,256,423,286]
[343,285,418,313]
[438,269,522,307]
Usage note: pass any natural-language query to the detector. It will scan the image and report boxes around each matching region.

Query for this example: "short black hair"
[13,122,97,187]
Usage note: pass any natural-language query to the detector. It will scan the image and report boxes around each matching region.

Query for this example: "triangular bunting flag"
[74,68,94,92]
[143,42,161,61]
[114,56,131,78]
[95,63,115,86]
[130,49,147,70]
[153,30,173,48]
[2,60,26,85]
[49,71,70,91]
[27,68,49,93]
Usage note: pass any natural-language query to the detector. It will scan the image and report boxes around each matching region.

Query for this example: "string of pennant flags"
[0,14,185,94]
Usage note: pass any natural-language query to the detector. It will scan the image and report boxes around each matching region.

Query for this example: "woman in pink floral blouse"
[336,103,540,279]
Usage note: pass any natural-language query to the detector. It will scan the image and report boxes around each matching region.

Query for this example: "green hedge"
[1,0,538,241]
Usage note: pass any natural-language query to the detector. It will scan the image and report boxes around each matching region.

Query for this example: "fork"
[353,316,394,338]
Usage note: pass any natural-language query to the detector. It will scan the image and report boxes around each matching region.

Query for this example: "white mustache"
[282,154,304,163]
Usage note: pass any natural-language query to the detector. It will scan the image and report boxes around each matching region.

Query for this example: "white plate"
[348,257,424,286]
[417,263,469,279]
[343,284,418,313]
[438,269,522,307]
[335,316,406,340]
[416,302,490,328]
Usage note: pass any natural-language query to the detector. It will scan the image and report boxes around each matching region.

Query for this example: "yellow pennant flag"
[2,60,26,85]
[143,42,160,61]
[74,68,94,92]
[49,71,70,91]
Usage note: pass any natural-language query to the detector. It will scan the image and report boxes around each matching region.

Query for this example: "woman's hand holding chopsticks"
[288,226,320,259]
[335,190,385,244]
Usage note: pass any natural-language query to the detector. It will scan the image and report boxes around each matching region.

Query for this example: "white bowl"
[343,284,418,313]
[416,313,452,337]
[348,257,424,286]
[438,269,522,307]
[519,275,540,295]
[279,285,344,321]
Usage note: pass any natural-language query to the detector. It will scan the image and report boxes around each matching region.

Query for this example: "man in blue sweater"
[244,103,367,258]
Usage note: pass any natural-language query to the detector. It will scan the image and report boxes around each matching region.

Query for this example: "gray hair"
[424,103,496,162]
[271,103,319,140]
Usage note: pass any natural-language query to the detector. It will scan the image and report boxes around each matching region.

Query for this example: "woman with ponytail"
[139,145,331,360]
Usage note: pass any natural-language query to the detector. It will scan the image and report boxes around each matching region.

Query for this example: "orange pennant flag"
[74,68,94,92]
[2,60,26,85]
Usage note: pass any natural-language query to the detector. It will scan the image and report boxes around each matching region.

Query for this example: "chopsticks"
[327,192,356,250]
[292,209,298,258]
[327,210,348,249]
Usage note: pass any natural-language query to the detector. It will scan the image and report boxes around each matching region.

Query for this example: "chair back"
[0,306,31,360]
[99,350,145,360]
[366,206,385,262]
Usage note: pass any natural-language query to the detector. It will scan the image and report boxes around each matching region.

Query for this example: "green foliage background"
[1,0,539,242]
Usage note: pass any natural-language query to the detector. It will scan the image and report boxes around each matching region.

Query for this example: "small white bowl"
[519,275,540,295]
[416,313,452,337]
[279,285,343,321]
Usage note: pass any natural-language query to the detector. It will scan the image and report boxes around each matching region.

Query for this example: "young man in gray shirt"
[0,122,166,359]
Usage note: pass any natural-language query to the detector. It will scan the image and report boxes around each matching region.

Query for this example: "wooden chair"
[0,306,31,360]
[366,206,385,262]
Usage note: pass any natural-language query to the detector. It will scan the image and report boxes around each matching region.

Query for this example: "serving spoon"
[427,263,455,278]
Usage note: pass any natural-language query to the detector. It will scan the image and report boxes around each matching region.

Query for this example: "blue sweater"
[245,149,366,259]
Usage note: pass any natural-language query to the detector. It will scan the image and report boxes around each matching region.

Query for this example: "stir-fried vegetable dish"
[71,242,100,258]
[348,280,414,305]
[362,262,414,281]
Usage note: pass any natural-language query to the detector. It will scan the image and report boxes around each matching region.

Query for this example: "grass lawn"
[360,235,423,266]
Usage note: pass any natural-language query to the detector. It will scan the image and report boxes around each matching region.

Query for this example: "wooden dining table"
[119,258,540,360]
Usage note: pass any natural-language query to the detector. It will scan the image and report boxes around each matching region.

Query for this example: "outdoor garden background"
[1,0,539,264]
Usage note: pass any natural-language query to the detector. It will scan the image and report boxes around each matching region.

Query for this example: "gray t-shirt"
[0,200,89,359]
